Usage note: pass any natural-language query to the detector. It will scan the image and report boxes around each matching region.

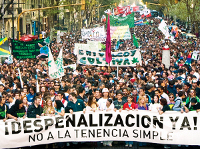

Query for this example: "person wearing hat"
[181,97,200,113]
[98,88,111,111]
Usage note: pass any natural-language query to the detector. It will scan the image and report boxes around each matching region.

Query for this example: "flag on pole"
[48,48,58,78]
[133,34,139,48]
[185,52,192,65]
[17,68,23,88]
[55,49,64,78]
[109,13,135,28]
[158,20,175,43]
[106,14,112,64]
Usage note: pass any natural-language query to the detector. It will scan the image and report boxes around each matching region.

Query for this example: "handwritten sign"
[11,39,44,59]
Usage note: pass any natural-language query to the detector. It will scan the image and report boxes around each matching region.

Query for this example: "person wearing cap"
[191,79,198,89]
[98,88,110,111]
[181,97,200,113]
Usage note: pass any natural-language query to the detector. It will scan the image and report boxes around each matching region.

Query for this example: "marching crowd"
[0,16,200,148]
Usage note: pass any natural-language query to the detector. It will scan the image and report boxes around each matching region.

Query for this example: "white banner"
[81,26,106,41]
[77,49,142,67]
[1,111,200,148]
[110,25,131,40]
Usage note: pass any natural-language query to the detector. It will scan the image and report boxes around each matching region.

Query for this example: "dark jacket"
[27,104,43,118]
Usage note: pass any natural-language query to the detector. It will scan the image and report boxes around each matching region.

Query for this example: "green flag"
[133,34,139,48]
[109,13,135,28]
[144,19,149,25]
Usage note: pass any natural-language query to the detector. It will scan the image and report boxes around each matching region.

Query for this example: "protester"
[98,88,110,111]
[54,100,65,116]
[27,96,44,118]
[7,99,26,120]
[123,95,136,111]
[65,92,86,114]
[103,98,114,147]
[86,95,98,111]
[182,98,200,112]
[135,96,149,110]
[1,13,200,148]
[43,97,55,116]
[158,98,170,114]
[149,95,162,112]
[0,96,8,121]
[173,91,184,111]
[185,88,199,104]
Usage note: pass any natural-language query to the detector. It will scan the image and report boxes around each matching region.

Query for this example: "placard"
[11,39,44,59]
[1,111,200,148]
[77,49,142,66]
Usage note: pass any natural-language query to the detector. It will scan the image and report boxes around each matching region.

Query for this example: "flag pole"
[18,68,23,88]
[105,13,112,73]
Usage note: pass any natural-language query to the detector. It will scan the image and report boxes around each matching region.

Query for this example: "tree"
[168,0,200,33]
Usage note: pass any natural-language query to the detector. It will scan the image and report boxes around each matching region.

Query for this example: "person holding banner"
[27,96,44,118]
[103,98,114,147]
[0,97,8,122]
[65,92,86,114]
[44,97,55,116]
[182,98,200,113]
[86,95,98,112]
[7,99,26,120]
[54,100,65,116]
[98,88,111,111]
[158,98,170,115]
[135,96,149,110]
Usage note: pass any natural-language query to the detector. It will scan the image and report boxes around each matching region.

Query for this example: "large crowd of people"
[0,15,200,148]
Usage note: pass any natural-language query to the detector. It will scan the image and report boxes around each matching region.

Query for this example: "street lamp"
[38,0,41,38]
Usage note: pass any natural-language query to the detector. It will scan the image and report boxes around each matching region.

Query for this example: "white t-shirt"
[161,93,170,104]
[98,98,111,111]
[9,98,16,109]
[149,103,162,112]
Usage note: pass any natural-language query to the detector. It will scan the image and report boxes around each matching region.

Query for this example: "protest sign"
[11,39,44,59]
[74,43,89,55]
[110,26,131,40]
[77,49,141,67]
[81,26,106,41]
[110,13,135,28]
[74,42,105,55]
[1,110,200,148]
[87,41,102,51]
